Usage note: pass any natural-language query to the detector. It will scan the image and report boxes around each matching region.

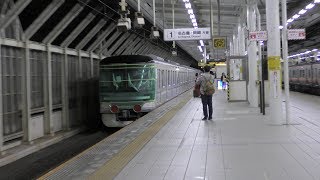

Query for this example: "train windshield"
[99,64,156,102]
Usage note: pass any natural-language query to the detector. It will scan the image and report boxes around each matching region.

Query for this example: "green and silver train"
[99,55,199,127]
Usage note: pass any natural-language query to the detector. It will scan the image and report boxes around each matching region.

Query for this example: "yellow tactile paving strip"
[89,96,191,180]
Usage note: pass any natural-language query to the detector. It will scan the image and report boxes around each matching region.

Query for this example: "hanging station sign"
[288,29,306,40]
[249,31,268,41]
[213,36,227,49]
[164,28,211,41]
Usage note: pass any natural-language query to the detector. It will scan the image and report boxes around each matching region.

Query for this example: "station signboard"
[249,31,267,41]
[213,36,227,49]
[288,29,306,40]
[164,28,211,41]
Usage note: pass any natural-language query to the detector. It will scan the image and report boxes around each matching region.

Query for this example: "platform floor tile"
[115,91,320,180]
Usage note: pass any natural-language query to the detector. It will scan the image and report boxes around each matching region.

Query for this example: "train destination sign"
[249,31,267,41]
[164,28,211,41]
[288,29,306,40]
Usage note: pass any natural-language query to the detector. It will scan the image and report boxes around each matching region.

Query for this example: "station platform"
[40,90,320,180]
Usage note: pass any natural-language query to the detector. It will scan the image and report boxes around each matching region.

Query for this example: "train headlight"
[133,105,142,112]
[110,105,119,113]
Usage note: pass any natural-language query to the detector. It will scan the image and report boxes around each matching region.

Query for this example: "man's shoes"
[202,117,207,120]
[208,117,212,120]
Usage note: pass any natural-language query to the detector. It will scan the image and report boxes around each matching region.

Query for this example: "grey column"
[44,44,53,135]
[0,38,3,150]
[90,52,94,78]
[22,41,31,142]
[77,50,83,123]
[62,49,70,129]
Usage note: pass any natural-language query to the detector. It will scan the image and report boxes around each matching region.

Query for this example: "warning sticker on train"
[164,28,211,41]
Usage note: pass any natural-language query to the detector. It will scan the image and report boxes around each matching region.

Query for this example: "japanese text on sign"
[249,31,268,41]
[164,28,211,41]
[288,29,305,40]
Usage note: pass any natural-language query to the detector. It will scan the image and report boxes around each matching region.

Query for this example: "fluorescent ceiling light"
[287,18,294,22]
[185,3,191,9]
[312,49,318,51]
[190,14,195,19]
[191,19,196,23]
[188,9,193,14]
[193,22,198,27]
[292,14,300,19]
[200,40,204,46]
[279,26,283,29]
[305,3,315,9]
[298,9,307,14]
[315,0,320,3]
[198,46,203,52]
[183,0,189,2]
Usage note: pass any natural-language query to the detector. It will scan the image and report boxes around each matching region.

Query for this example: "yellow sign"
[268,56,281,70]
[213,37,226,49]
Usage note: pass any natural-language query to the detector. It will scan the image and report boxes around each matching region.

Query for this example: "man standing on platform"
[196,66,215,120]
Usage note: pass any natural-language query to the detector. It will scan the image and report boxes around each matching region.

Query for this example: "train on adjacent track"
[99,55,200,127]
[289,62,320,95]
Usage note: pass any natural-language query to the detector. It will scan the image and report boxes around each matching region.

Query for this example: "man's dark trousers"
[201,94,213,118]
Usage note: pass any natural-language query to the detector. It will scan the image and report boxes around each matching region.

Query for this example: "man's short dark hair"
[204,66,211,72]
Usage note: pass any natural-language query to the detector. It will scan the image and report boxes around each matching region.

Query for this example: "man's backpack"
[203,76,215,95]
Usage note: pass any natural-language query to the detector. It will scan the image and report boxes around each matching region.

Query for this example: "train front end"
[99,63,156,127]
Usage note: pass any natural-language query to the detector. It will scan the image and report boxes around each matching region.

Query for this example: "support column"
[266,0,283,124]
[0,37,3,151]
[281,0,291,124]
[90,52,94,78]
[62,49,70,130]
[44,44,54,135]
[247,5,259,107]
[22,41,32,142]
[77,50,83,124]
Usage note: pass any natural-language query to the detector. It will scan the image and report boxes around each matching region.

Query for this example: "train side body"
[289,62,320,94]
[99,55,199,127]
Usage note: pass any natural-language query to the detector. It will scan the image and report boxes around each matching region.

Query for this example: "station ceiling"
[1,0,319,62]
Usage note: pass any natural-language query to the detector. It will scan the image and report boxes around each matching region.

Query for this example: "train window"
[157,69,160,89]
[168,70,170,86]
[161,70,165,88]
